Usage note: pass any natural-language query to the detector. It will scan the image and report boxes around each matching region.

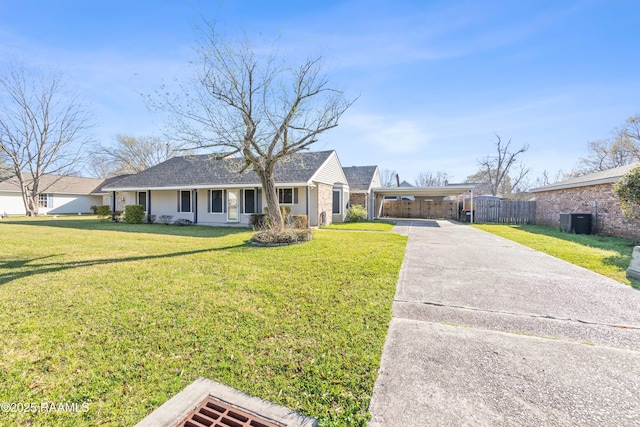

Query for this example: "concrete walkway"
[369,220,640,426]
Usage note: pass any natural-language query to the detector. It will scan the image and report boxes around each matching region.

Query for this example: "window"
[178,190,192,213]
[210,190,223,213]
[244,189,256,214]
[278,188,293,204]
[38,194,50,208]
[138,192,147,211]
[332,190,340,214]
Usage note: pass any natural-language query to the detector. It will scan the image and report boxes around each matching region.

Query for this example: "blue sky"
[1,0,638,185]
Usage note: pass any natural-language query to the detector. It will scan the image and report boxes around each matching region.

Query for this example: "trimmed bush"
[90,205,98,214]
[251,229,313,245]
[291,214,308,229]
[158,215,173,225]
[174,218,193,226]
[346,204,368,222]
[95,205,111,221]
[125,205,145,224]
[146,214,156,224]
[249,213,268,230]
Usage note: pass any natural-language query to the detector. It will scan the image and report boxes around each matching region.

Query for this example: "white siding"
[46,194,102,214]
[310,151,348,185]
[0,192,26,215]
[370,167,381,189]
[0,192,101,215]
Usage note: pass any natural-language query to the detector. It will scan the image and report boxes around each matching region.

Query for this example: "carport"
[370,184,476,221]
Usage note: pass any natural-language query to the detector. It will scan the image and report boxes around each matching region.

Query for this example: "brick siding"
[535,183,640,239]
[317,183,333,225]
[349,193,367,209]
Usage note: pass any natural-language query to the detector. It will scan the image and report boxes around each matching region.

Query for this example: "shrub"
[146,214,156,224]
[125,205,145,224]
[89,205,98,214]
[174,218,193,226]
[249,213,268,230]
[291,214,308,229]
[95,205,111,221]
[614,166,640,219]
[263,206,292,226]
[251,229,313,245]
[346,204,368,222]
[112,211,123,222]
[158,215,173,225]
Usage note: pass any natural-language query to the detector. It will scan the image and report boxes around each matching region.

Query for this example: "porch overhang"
[371,184,476,198]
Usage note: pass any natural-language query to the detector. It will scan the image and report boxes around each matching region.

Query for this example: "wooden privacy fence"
[381,199,536,224]
[381,200,459,220]
[473,200,536,224]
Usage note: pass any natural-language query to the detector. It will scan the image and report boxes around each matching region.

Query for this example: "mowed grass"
[472,224,640,288]
[0,216,407,426]
[321,221,395,232]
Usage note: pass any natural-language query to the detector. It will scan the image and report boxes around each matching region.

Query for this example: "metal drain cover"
[178,395,283,427]
[135,378,317,427]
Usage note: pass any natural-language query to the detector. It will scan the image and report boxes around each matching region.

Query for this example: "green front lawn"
[0,217,407,426]
[472,224,640,288]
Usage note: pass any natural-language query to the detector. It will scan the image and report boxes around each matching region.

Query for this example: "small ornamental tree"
[613,166,640,219]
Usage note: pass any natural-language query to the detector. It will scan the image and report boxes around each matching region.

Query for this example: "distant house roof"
[342,166,378,192]
[530,162,640,192]
[399,180,414,187]
[91,174,132,194]
[0,174,105,195]
[102,151,336,191]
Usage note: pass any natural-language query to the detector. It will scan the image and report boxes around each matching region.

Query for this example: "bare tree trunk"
[256,171,284,230]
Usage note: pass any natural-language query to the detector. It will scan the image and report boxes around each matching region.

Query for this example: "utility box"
[559,213,592,234]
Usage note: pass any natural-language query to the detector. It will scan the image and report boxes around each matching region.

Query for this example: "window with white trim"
[38,193,50,208]
[332,190,340,214]
[244,189,256,214]
[210,190,223,213]
[278,188,293,204]
[178,190,192,213]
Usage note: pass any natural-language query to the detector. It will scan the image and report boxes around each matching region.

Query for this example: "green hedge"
[125,205,145,224]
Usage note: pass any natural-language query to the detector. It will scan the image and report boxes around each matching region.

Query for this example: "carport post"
[470,190,474,224]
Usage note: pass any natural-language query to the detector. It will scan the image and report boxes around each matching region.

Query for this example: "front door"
[227,190,239,222]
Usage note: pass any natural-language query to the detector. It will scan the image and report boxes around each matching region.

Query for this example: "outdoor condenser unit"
[559,213,592,234]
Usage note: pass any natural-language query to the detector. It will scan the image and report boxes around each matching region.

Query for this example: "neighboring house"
[342,165,380,219]
[101,150,353,227]
[531,163,640,239]
[0,174,105,216]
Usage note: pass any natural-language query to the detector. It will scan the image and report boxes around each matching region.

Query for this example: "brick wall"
[535,183,640,239]
[349,193,367,209]
[317,183,333,225]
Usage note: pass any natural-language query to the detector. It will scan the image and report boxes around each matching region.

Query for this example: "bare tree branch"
[0,60,93,215]
[147,24,354,229]
[471,133,530,196]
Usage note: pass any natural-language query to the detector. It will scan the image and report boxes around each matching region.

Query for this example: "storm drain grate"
[177,395,285,427]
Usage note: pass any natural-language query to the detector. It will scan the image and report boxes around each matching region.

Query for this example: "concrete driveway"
[369,220,640,426]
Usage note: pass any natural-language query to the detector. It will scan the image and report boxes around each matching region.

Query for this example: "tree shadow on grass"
[0,218,252,238]
[0,244,257,286]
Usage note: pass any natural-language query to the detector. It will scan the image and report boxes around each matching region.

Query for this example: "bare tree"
[414,170,450,187]
[379,168,399,187]
[0,61,92,215]
[576,114,640,175]
[474,134,530,196]
[91,134,185,177]
[0,156,11,179]
[148,24,353,229]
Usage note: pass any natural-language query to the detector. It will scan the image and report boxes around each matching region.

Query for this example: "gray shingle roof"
[0,174,105,195]
[530,162,640,192]
[342,166,377,191]
[102,151,335,190]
